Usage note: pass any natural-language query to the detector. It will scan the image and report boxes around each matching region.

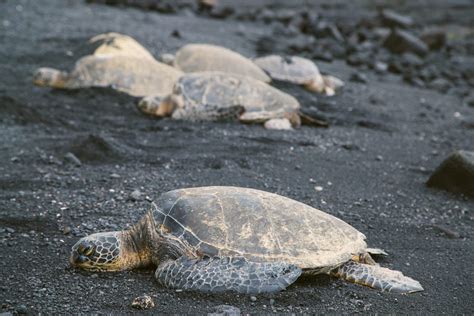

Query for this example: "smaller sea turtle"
[161,43,271,83]
[70,186,423,294]
[138,71,327,129]
[33,55,182,97]
[254,55,344,96]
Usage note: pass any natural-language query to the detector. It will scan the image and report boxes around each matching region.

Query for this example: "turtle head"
[70,212,156,271]
[137,94,183,117]
[33,67,68,88]
[70,231,126,271]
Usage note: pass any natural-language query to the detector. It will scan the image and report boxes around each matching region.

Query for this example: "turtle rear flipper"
[332,261,423,294]
[155,256,302,294]
[298,109,329,128]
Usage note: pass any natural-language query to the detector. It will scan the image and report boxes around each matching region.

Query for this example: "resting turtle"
[33,55,182,97]
[254,55,344,96]
[70,186,423,294]
[162,43,271,83]
[138,71,327,129]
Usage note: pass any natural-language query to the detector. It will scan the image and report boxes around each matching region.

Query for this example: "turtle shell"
[152,186,367,270]
[171,71,299,123]
[254,55,322,85]
[65,55,182,97]
[174,44,271,83]
[73,33,155,61]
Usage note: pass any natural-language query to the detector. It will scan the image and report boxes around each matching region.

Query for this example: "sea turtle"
[161,43,271,83]
[254,55,344,96]
[33,54,182,97]
[70,186,423,294]
[137,71,327,129]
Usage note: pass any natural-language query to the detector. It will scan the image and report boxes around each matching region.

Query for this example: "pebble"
[350,72,368,83]
[62,226,72,235]
[250,296,257,302]
[15,305,27,315]
[131,295,155,310]
[420,28,447,50]
[383,29,429,57]
[380,9,413,29]
[64,152,82,167]
[432,224,461,239]
[428,78,451,93]
[128,189,142,202]
[208,304,241,316]
[373,61,388,73]
[464,94,474,108]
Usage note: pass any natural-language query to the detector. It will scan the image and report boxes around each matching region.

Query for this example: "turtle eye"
[83,245,95,256]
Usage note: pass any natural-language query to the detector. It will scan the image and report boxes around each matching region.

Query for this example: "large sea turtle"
[137,71,327,129]
[162,43,271,83]
[70,186,423,294]
[254,55,344,96]
[33,55,182,97]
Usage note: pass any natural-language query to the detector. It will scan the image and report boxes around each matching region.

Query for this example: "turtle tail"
[331,261,423,294]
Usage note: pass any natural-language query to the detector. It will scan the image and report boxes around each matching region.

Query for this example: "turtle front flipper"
[331,261,423,294]
[155,256,302,294]
[173,104,245,122]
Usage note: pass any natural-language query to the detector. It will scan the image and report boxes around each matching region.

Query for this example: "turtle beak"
[70,240,95,266]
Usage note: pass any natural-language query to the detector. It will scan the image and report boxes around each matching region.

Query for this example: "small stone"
[270,298,275,305]
[427,150,474,198]
[420,28,447,50]
[16,305,27,315]
[110,173,121,179]
[131,295,155,310]
[208,304,241,316]
[315,186,323,192]
[383,29,429,57]
[250,296,257,302]
[428,78,451,93]
[464,94,474,108]
[350,72,368,83]
[376,155,383,161]
[6,228,15,233]
[373,61,388,73]
[432,224,461,239]
[380,9,413,29]
[10,156,20,163]
[401,53,423,68]
[170,29,181,38]
[64,152,82,167]
[128,189,142,202]
[62,226,72,235]
[312,21,344,42]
